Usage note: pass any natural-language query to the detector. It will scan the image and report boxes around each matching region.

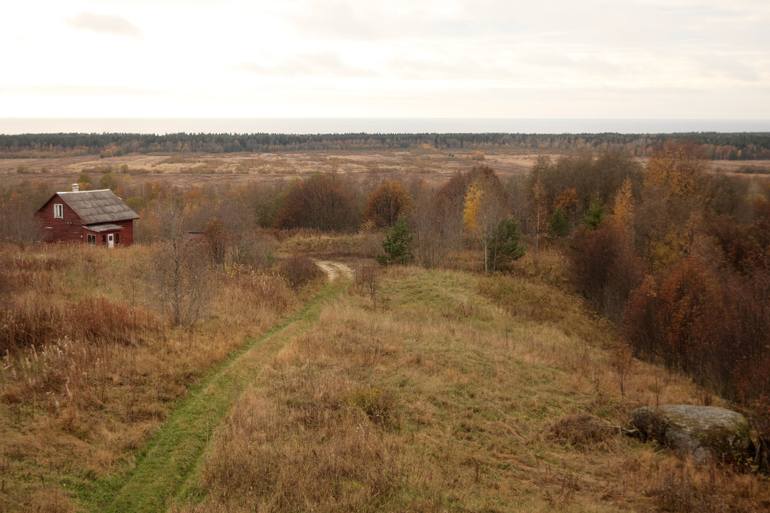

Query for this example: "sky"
[1,0,770,121]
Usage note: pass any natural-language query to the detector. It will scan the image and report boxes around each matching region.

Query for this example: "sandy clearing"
[314,260,355,282]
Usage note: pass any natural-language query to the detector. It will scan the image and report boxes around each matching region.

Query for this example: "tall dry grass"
[175,266,770,513]
[0,243,298,513]
[278,230,384,258]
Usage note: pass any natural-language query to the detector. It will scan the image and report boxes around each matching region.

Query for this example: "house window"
[87,234,96,245]
[53,203,64,219]
[114,233,120,244]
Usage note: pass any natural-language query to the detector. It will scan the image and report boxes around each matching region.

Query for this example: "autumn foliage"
[274,174,359,232]
[364,180,411,228]
[567,143,770,413]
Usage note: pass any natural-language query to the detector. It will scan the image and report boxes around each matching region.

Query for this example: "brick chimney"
[72,183,79,192]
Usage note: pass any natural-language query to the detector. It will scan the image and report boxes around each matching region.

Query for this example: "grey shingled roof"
[85,223,124,232]
[55,189,139,224]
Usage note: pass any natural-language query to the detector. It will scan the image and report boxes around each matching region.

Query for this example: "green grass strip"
[75,283,341,513]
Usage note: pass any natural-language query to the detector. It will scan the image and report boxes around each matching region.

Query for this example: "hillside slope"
[171,267,769,513]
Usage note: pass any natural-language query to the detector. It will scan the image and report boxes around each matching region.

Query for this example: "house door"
[107,233,115,248]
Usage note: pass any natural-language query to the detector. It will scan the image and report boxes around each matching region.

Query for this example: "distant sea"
[1,118,769,135]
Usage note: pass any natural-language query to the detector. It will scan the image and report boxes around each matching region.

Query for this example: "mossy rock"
[631,405,752,465]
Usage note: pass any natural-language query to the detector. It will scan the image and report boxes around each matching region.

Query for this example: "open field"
[171,266,770,513]
[2,242,769,512]
[0,150,545,189]
[4,149,769,193]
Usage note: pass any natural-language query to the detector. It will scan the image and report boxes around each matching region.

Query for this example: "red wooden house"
[36,185,139,247]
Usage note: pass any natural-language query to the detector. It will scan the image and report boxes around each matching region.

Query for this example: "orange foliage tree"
[363,180,411,228]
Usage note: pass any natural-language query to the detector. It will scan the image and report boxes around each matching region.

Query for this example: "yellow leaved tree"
[463,178,506,273]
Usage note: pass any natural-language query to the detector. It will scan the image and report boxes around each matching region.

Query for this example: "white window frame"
[87,234,96,245]
[53,203,64,219]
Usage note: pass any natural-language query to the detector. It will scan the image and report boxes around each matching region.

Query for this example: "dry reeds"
[278,255,322,289]
[0,297,163,353]
[0,243,298,512]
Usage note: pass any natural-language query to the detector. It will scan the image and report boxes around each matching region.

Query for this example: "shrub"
[549,207,570,237]
[0,298,163,354]
[347,386,400,429]
[548,414,615,449]
[279,256,322,289]
[153,238,213,326]
[570,223,643,321]
[379,218,413,265]
[648,462,760,513]
[582,199,605,229]
[364,180,411,228]
[274,174,359,232]
[488,218,526,272]
[354,264,379,307]
[624,259,770,400]
[0,301,64,354]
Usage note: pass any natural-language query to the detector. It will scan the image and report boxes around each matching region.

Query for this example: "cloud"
[237,53,375,77]
[67,13,141,37]
[0,85,158,96]
[696,55,763,82]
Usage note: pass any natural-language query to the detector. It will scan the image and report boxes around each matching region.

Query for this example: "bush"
[379,218,413,265]
[364,180,411,228]
[488,218,525,272]
[0,298,162,354]
[274,174,359,232]
[624,258,770,400]
[582,199,605,229]
[548,414,615,449]
[354,264,379,307]
[569,223,643,321]
[153,238,213,327]
[648,462,761,513]
[347,386,399,429]
[549,207,570,237]
[279,256,322,289]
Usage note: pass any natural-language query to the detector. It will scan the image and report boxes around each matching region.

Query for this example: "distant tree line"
[2,132,770,159]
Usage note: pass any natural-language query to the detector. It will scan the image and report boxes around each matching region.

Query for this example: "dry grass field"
[4,149,768,195]
[0,244,303,512]
[1,241,769,512]
[172,265,770,513]
[0,149,544,189]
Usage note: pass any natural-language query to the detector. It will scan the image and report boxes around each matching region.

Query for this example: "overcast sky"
[2,0,769,119]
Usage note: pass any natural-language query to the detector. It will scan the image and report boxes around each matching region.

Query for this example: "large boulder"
[630,404,753,465]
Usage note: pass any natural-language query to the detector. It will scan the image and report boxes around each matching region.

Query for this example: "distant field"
[0,149,545,188]
[3,149,769,190]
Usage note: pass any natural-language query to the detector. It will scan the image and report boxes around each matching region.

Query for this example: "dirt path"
[314,259,354,281]
[77,283,342,513]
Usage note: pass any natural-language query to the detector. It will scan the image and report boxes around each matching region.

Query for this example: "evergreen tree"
[583,199,605,229]
[379,218,413,265]
[488,218,526,271]
[549,207,570,237]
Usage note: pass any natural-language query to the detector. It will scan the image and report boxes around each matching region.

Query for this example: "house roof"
[85,223,124,233]
[40,189,139,224]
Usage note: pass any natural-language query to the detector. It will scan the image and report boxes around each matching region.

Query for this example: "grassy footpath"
[74,282,342,513]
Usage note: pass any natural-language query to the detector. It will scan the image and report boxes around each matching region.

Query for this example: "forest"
[2,131,770,159]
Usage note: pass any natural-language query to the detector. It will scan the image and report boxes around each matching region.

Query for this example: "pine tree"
[488,218,526,271]
[379,218,413,265]
[549,207,570,237]
[583,199,605,230]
